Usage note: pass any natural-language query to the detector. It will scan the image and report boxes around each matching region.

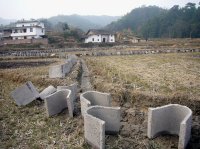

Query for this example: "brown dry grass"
[84,52,200,149]
[85,53,200,101]
[0,58,89,149]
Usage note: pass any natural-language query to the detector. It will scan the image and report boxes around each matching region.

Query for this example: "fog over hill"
[0,15,121,31]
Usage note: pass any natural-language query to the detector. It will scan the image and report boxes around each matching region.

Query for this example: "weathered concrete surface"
[66,55,78,65]
[84,106,121,149]
[11,81,39,106]
[49,55,78,79]
[49,64,65,78]
[81,59,92,92]
[148,104,192,149]
[39,85,56,100]
[57,83,78,102]
[80,91,111,116]
[44,89,74,117]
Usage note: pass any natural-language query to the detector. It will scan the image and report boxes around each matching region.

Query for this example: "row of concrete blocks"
[85,48,200,57]
[49,55,78,78]
[11,81,77,117]
[80,59,92,92]
[1,48,200,57]
[11,83,192,149]
[80,91,192,149]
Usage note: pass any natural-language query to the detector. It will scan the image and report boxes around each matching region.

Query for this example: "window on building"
[15,29,17,33]
[111,39,113,41]
[42,29,44,33]
[92,38,94,41]
[30,28,33,32]
[98,39,99,41]
[22,25,24,27]
[23,29,27,33]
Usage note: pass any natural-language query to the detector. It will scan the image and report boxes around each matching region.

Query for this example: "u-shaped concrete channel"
[80,91,121,149]
[148,104,192,149]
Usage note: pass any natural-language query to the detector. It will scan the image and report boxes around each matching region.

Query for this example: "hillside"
[0,18,16,25]
[106,3,200,38]
[48,15,120,31]
[0,15,120,31]
[105,6,166,33]
[141,3,200,38]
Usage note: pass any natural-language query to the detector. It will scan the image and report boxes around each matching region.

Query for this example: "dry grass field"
[0,51,200,149]
[85,53,200,100]
[84,52,200,148]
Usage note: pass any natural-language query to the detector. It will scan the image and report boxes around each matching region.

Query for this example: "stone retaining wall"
[0,47,199,58]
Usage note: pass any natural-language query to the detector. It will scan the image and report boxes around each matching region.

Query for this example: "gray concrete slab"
[57,83,78,102]
[66,55,78,65]
[39,85,57,100]
[49,55,77,79]
[80,91,111,116]
[49,64,65,78]
[84,106,121,149]
[44,89,74,117]
[147,104,192,149]
[11,81,39,106]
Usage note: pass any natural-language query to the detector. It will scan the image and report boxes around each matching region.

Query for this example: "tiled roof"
[86,29,114,36]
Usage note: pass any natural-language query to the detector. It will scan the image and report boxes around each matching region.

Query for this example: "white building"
[11,19,45,40]
[84,29,115,43]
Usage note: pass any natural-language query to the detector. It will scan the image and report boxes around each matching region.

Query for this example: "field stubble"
[84,52,200,149]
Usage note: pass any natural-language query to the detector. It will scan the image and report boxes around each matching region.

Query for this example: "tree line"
[106,2,200,39]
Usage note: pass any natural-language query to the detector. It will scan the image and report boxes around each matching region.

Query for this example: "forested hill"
[105,6,166,33]
[106,3,200,38]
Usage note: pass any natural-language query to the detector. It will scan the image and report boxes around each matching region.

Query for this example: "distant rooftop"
[16,19,40,24]
[86,29,114,35]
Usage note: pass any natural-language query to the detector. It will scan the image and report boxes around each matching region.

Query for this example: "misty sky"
[0,0,199,19]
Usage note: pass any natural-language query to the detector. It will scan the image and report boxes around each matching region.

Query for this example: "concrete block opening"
[84,106,121,149]
[148,104,192,149]
[80,91,111,116]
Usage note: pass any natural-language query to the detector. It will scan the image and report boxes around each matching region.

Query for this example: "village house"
[0,19,47,45]
[84,29,115,43]
[0,19,45,40]
[11,19,45,40]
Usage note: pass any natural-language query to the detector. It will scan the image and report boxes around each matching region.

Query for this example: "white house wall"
[85,34,115,43]
[109,35,115,42]
[11,21,45,40]
[16,22,44,27]
[85,35,101,43]
[36,28,45,37]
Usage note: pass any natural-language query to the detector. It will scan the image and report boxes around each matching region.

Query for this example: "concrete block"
[11,81,39,106]
[62,62,72,75]
[49,64,65,78]
[57,83,78,102]
[44,89,74,117]
[147,104,192,149]
[39,85,57,100]
[80,91,111,116]
[84,106,121,149]
[67,55,78,65]
[49,55,77,79]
